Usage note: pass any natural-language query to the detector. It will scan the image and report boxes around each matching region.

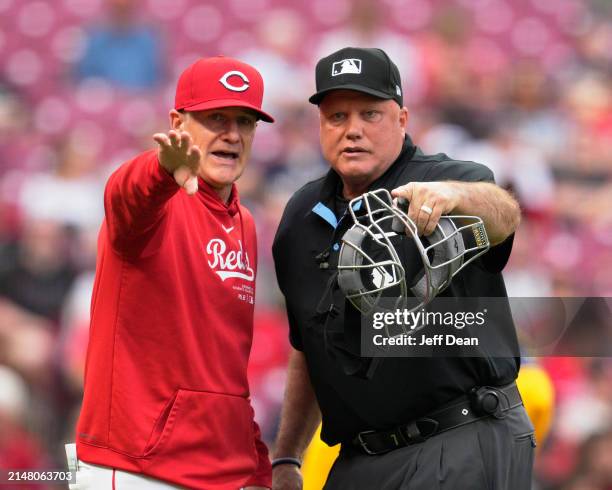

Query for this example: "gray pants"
[324,405,535,490]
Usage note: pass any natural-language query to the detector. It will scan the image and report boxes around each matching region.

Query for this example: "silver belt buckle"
[356,430,378,455]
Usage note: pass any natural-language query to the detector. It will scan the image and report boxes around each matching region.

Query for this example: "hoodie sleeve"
[104,150,180,255]
[244,420,272,488]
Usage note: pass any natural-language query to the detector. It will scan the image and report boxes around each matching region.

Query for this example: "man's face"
[174,107,257,191]
[318,90,408,197]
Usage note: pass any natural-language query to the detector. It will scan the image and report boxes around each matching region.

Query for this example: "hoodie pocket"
[142,389,258,488]
[143,390,181,456]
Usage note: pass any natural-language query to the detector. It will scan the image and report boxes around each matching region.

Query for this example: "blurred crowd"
[0,0,610,488]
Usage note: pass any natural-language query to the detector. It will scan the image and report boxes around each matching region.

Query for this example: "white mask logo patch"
[219,70,250,92]
[332,58,362,76]
[372,266,395,289]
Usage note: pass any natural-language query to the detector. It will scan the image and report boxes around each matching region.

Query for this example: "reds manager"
[67,56,274,490]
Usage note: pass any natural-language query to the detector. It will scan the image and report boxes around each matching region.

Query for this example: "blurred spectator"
[75,0,165,90]
[559,429,612,490]
[574,429,612,488]
[0,86,44,176]
[0,301,54,385]
[508,61,567,162]
[0,365,53,490]
[415,6,477,109]
[559,73,611,174]
[556,360,612,443]
[263,105,326,195]
[314,0,425,104]
[0,219,76,324]
[239,9,311,113]
[18,138,104,232]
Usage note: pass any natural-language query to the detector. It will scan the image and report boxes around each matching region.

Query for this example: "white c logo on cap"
[219,71,250,92]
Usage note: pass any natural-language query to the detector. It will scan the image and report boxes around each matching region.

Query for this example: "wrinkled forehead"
[319,90,396,110]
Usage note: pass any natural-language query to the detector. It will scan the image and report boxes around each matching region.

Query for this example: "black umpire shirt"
[272,136,520,445]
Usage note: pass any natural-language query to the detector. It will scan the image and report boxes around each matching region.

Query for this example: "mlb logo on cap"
[332,59,362,76]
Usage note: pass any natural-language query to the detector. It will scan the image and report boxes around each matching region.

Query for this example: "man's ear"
[399,107,409,134]
[169,109,185,130]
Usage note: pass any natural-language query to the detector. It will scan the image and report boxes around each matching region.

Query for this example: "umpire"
[271,47,534,490]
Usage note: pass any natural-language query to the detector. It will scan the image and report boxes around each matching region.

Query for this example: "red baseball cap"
[174,56,274,123]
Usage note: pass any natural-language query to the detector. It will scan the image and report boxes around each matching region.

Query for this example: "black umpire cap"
[309,47,403,106]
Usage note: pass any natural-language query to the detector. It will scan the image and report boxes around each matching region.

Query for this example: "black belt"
[351,382,523,455]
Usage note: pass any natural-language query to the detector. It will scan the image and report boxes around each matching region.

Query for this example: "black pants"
[324,405,535,490]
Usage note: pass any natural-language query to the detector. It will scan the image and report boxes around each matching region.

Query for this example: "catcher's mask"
[337,189,490,316]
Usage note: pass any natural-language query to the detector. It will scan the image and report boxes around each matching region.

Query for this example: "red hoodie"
[76,150,271,489]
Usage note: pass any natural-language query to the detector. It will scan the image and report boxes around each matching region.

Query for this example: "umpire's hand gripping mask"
[337,189,490,317]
